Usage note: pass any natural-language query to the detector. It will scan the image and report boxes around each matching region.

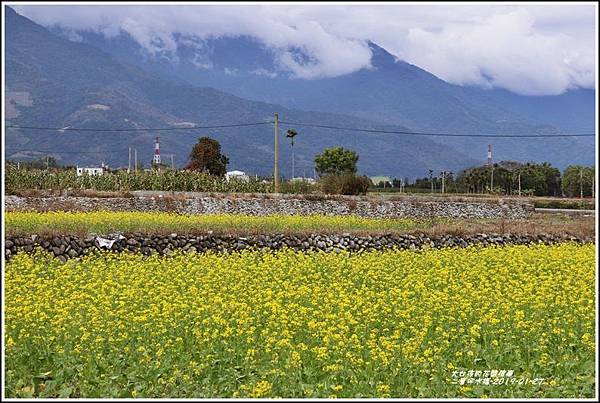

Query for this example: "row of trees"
[456,162,595,197]
[401,161,595,197]
[562,165,595,197]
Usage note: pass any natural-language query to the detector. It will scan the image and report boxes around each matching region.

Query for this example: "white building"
[290,177,316,184]
[225,170,250,182]
[370,175,392,187]
[76,167,104,176]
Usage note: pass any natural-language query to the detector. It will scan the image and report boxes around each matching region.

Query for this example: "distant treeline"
[370,161,595,198]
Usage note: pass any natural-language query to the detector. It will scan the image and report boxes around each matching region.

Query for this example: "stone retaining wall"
[5,233,590,262]
[4,194,534,219]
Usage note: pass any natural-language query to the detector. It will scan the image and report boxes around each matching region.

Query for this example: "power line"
[5,121,272,132]
[7,149,123,154]
[279,121,596,138]
[6,148,177,155]
[5,150,300,169]
[5,120,596,137]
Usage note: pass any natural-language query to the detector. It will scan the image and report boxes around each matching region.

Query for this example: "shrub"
[279,179,316,194]
[320,173,371,195]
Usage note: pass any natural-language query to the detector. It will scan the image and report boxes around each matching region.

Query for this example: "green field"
[5,168,272,194]
[4,244,595,398]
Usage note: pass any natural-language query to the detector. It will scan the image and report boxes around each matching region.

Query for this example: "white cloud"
[250,68,278,78]
[400,8,595,95]
[11,3,596,95]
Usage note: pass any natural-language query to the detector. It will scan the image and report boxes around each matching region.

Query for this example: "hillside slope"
[59,31,595,168]
[5,7,479,179]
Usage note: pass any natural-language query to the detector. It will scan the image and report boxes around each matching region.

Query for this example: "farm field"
[4,211,595,238]
[4,243,595,398]
[4,168,272,194]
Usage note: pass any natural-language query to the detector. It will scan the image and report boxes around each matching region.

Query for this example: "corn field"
[5,167,274,194]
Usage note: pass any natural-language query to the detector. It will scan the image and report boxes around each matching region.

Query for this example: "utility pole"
[134,149,138,173]
[286,129,298,179]
[580,167,583,198]
[171,154,175,170]
[46,156,49,170]
[17,161,20,170]
[441,171,446,194]
[128,147,131,173]
[274,113,280,192]
[429,169,434,193]
[518,172,521,197]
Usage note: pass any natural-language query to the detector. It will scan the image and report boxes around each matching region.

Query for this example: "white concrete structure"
[76,167,104,176]
[370,176,392,187]
[290,177,316,184]
[225,170,250,182]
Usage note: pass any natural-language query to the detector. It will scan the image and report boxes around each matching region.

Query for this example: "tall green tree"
[538,162,562,197]
[562,165,595,197]
[186,137,229,177]
[314,147,359,176]
[456,166,489,194]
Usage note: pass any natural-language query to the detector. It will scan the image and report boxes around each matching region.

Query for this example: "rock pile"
[5,194,533,219]
[5,233,591,262]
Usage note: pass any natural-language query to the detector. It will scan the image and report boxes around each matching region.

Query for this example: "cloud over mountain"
[12,3,597,95]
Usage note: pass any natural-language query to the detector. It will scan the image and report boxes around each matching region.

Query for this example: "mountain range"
[5,6,596,179]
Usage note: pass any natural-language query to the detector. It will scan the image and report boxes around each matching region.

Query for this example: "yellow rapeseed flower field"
[5,211,430,236]
[4,244,595,398]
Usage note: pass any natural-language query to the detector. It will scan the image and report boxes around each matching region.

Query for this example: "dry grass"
[413,213,595,238]
[9,189,135,198]
[10,189,57,198]
[68,189,135,198]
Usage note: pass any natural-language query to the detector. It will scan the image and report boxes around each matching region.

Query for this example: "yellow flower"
[250,380,272,398]
[4,243,594,398]
[376,383,391,397]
